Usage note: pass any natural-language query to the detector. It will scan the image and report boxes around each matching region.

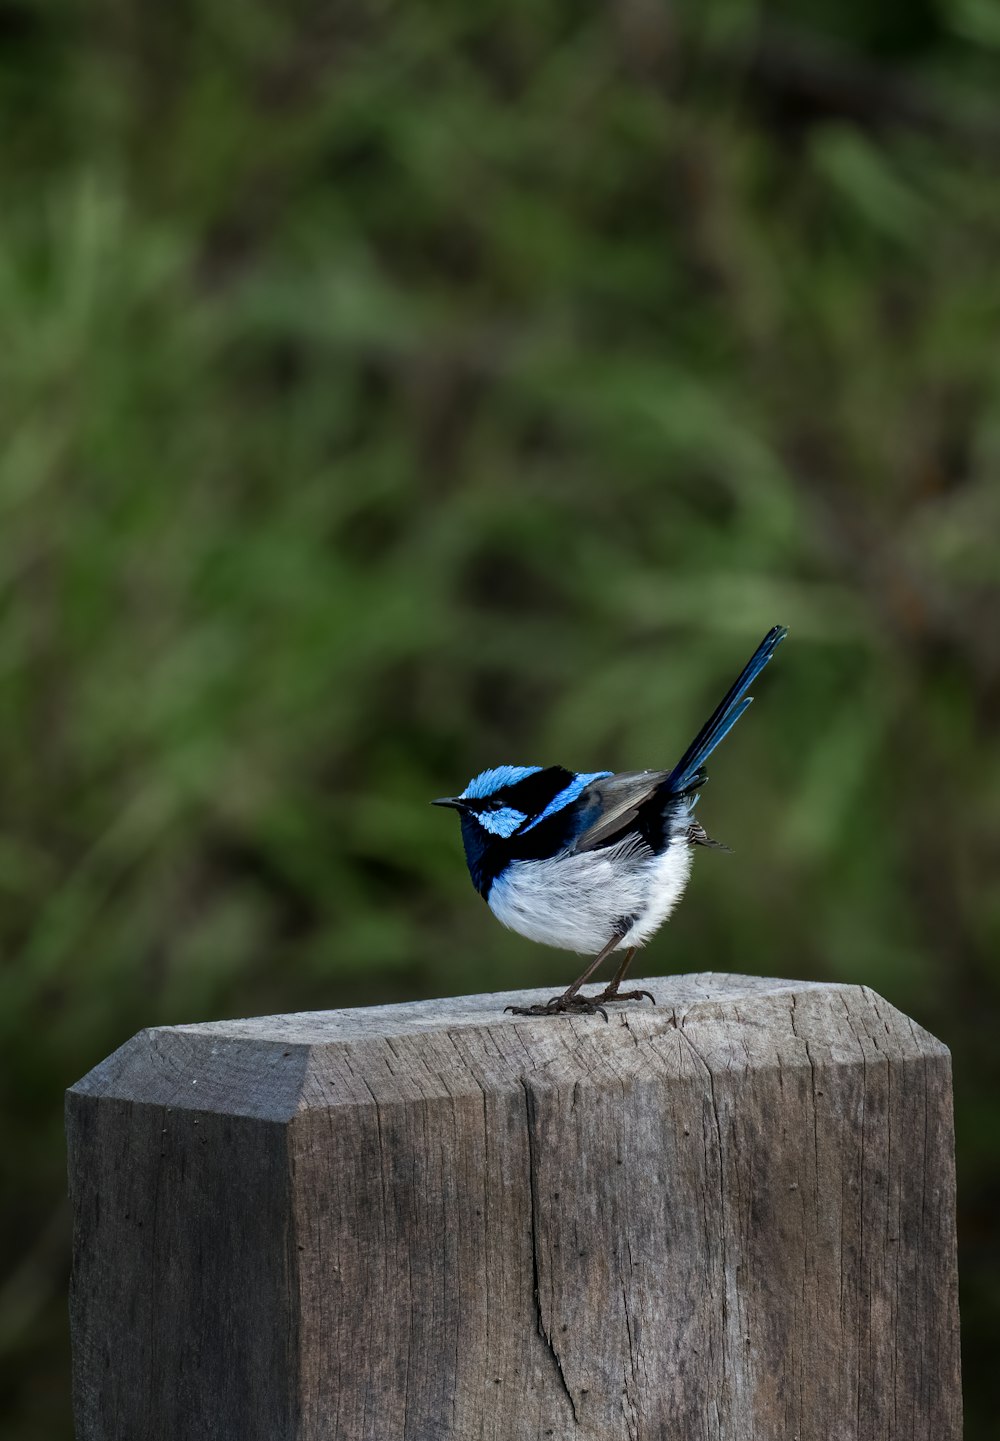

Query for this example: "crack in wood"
[520,1076,580,1426]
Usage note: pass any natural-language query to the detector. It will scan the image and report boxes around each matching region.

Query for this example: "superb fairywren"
[433,626,787,1017]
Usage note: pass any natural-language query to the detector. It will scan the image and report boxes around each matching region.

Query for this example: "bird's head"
[432,764,610,895]
[432,764,543,834]
[433,766,546,895]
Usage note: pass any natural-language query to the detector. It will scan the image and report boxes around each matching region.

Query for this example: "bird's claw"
[504,983,658,1019]
[505,995,610,1022]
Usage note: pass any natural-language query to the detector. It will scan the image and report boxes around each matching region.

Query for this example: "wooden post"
[67,973,962,1440]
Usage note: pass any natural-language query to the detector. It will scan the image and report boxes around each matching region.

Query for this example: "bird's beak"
[431,796,466,811]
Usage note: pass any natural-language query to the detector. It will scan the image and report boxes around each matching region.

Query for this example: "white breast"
[487,834,693,955]
[619,843,693,947]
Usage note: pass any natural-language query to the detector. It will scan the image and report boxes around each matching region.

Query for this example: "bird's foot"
[594,987,657,1006]
[504,992,610,1022]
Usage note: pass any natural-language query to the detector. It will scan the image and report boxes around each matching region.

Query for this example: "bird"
[433,625,787,1017]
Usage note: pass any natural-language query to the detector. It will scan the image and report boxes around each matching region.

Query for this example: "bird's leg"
[593,948,656,1006]
[504,933,624,1019]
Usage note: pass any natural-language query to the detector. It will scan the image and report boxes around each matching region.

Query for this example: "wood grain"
[66,973,962,1440]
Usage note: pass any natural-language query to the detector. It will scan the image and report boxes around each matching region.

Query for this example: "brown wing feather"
[568,770,670,853]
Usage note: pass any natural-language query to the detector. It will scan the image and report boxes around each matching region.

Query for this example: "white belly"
[487,837,693,955]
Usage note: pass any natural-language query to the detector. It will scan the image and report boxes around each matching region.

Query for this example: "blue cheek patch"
[522,771,612,832]
[478,806,527,838]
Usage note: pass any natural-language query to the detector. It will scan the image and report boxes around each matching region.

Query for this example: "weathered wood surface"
[67,973,962,1441]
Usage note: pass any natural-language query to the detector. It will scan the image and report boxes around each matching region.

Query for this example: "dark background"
[2,2,998,1435]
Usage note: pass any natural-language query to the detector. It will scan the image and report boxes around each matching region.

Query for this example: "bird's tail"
[666,625,787,795]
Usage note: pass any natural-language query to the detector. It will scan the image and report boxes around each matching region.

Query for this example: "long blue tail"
[667,625,787,794]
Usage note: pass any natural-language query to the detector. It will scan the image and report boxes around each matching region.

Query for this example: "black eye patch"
[494,767,575,815]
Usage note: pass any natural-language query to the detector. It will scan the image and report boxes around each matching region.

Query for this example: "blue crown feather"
[461,764,543,800]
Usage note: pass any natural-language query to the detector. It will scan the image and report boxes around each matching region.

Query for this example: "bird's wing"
[566,770,671,854]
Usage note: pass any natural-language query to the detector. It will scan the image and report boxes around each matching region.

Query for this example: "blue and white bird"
[433,626,787,1016]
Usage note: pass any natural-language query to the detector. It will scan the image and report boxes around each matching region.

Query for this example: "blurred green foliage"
[1,2,999,1435]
